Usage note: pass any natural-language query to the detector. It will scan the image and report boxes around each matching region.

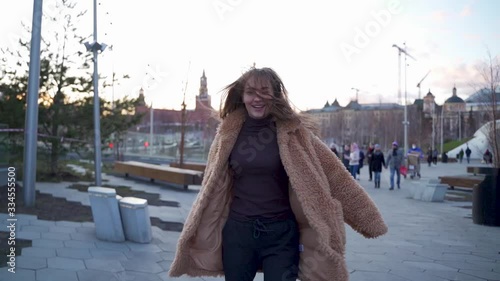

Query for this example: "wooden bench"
[169,162,206,172]
[114,161,203,189]
[439,175,484,190]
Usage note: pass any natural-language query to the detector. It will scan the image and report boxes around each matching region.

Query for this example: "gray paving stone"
[29,220,56,227]
[389,269,448,281]
[56,248,92,259]
[90,248,128,260]
[15,214,38,221]
[36,268,79,281]
[41,232,71,240]
[350,271,409,281]
[16,256,47,270]
[47,257,86,270]
[21,225,49,233]
[84,258,125,272]
[440,253,496,262]
[55,221,83,227]
[21,247,56,258]
[426,269,488,281]
[126,242,163,253]
[158,260,171,271]
[95,240,131,252]
[123,251,163,262]
[347,261,390,272]
[159,251,176,261]
[121,258,164,273]
[117,270,163,281]
[31,239,64,249]
[82,222,95,228]
[402,261,459,271]
[0,268,35,281]
[16,231,41,240]
[76,269,120,281]
[76,226,95,234]
[459,269,500,280]
[157,242,177,252]
[69,232,99,241]
[64,240,96,249]
[435,260,499,271]
[49,225,76,233]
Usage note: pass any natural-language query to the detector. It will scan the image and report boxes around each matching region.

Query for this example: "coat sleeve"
[311,136,388,238]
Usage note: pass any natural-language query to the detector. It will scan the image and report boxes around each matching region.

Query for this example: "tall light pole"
[84,0,107,186]
[392,43,416,155]
[23,0,43,207]
[351,87,360,102]
[149,101,154,156]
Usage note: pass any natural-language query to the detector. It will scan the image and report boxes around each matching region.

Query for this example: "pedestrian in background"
[357,146,365,180]
[432,148,439,165]
[465,145,472,163]
[459,148,464,163]
[372,144,385,189]
[366,143,375,181]
[342,144,350,171]
[349,142,360,179]
[386,141,404,190]
[330,143,339,158]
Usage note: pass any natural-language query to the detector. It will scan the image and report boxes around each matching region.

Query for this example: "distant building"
[133,71,218,140]
[307,85,500,152]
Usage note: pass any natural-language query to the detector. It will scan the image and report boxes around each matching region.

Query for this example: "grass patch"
[443,138,472,153]
[67,183,180,207]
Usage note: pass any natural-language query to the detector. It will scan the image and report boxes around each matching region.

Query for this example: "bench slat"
[114,161,203,187]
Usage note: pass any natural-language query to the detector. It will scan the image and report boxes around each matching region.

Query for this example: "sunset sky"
[1,0,499,111]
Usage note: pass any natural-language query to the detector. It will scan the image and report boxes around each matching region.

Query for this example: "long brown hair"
[219,67,300,121]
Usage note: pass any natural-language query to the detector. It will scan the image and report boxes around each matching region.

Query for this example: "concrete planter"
[408,180,447,202]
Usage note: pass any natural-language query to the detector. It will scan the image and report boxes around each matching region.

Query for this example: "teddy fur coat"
[168,108,388,281]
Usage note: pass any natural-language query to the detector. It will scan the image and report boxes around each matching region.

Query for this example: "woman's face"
[243,76,272,119]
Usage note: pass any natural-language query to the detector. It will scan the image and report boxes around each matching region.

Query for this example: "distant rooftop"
[465,87,500,103]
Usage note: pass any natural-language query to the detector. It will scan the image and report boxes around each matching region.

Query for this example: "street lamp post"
[22,0,43,207]
[84,0,107,186]
[392,43,416,155]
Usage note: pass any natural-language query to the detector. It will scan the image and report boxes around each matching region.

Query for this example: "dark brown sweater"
[228,114,291,221]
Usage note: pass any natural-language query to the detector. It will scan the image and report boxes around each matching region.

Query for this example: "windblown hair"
[220,67,299,121]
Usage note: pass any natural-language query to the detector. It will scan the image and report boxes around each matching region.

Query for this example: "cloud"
[459,4,472,17]
[463,32,482,42]
[430,10,449,23]
[427,61,484,102]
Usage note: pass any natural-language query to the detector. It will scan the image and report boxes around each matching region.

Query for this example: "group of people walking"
[332,141,404,190]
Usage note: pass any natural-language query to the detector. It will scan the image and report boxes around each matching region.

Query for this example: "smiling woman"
[169,67,388,281]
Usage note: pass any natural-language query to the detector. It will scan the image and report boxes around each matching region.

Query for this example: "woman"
[349,143,360,179]
[168,67,387,281]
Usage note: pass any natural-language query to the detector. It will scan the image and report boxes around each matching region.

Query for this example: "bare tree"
[473,51,499,167]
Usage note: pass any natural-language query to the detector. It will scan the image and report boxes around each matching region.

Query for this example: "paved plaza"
[1,160,500,281]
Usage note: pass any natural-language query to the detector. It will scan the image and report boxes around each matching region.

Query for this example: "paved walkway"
[1,161,500,281]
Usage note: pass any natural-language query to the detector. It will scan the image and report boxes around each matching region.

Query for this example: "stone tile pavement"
[1,161,500,281]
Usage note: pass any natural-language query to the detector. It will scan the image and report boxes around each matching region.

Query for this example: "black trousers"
[222,216,300,281]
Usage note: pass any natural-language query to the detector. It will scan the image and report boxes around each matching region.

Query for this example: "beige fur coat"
[168,108,388,281]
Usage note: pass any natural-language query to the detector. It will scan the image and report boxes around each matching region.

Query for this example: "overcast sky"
[1,0,499,111]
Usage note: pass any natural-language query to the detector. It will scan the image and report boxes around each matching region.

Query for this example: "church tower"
[196,70,212,109]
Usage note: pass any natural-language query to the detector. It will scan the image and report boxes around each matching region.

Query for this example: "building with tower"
[307,85,500,152]
[133,71,218,141]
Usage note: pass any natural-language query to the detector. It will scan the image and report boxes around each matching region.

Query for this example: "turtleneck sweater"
[228,114,292,221]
